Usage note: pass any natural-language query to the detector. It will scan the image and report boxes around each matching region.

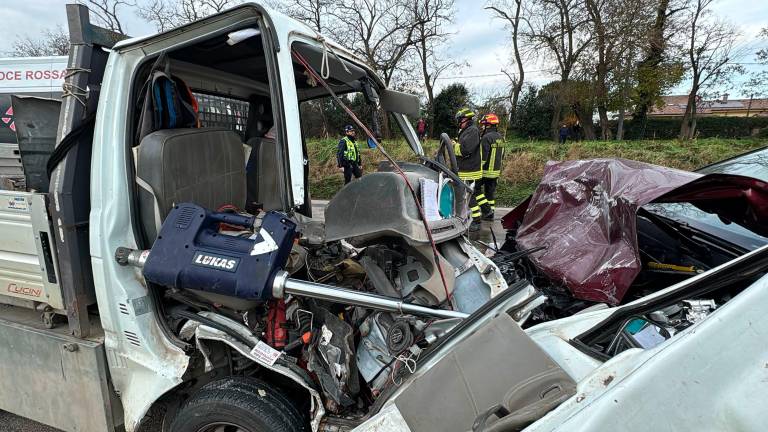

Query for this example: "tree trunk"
[318,101,330,138]
[633,0,671,135]
[595,62,611,140]
[574,103,596,140]
[426,84,435,138]
[616,107,625,140]
[551,104,562,142]
[510,0,524,130]
[690,102,698,139]
[509,82,522,127]
[679,84,699,140]
[597,105,612,140]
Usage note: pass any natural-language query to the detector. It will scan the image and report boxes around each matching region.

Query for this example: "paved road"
[0,412,58,432]
[1,202,510,431]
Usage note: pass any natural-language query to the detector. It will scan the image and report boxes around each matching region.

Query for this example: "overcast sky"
[2,0,766,99]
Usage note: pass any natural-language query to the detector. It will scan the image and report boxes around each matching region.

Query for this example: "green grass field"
[308,137,767,207]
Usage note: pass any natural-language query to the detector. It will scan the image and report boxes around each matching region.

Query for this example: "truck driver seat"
[135,128,246,244]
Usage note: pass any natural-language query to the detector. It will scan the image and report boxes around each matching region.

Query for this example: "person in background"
[452,108,483,232]
[416,117,427,140]
[559,123,570,145]
[573,120,583,142]
[478,113,504,220]
[337,124,362,184]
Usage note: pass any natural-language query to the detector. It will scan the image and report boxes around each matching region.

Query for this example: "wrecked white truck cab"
[4,3,766,432]
[354,243,768,432]
[1,3,528,432]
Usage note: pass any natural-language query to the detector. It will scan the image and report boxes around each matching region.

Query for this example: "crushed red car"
[497,155,768,323]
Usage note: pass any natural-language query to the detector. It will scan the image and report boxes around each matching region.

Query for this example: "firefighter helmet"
[479,113,500,126]
[454,108,475,121]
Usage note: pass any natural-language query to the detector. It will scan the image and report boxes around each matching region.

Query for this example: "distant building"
[649,94,768,118]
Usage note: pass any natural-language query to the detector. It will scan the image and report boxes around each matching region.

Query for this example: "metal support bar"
[273,271,468,320]
[51,4,126,338]
[115,250,468,320]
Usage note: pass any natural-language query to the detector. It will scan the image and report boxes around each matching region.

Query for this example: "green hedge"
[623,116,768,140]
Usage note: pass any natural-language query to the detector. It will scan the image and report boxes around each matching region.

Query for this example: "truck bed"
[0,305,121,432]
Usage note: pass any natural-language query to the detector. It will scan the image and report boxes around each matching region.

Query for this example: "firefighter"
[453,108,483,231]
[337,124,362,184]
[478,113,504,220]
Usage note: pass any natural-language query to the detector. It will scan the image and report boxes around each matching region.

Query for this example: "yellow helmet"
[454,108,475,121]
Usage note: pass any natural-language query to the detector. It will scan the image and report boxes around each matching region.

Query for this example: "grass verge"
[308,137,767,207]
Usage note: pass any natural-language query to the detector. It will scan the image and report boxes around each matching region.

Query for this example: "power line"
[434,60,765,83]
[435,69,550,80]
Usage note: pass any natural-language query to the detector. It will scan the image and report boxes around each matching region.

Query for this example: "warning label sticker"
[250,340,282,366]
[5,195,28,212]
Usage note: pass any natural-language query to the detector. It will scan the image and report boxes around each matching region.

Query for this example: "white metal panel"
[526,274,768,432]
[0,56,68,94]
[0,191,63,309]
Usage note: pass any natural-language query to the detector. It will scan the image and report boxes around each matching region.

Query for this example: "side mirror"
[380,89,419,118]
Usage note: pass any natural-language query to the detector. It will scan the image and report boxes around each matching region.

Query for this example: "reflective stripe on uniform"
[459,170,483,180]
[483,139,504,179]
[471,205,482,218]
[476,193,488,206]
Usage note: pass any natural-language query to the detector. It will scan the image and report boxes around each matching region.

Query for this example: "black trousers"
[480,177,498,210]
[343,162,362,184]
[466,180,483,219]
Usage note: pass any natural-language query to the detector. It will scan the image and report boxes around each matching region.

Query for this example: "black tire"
[169,377,306,432]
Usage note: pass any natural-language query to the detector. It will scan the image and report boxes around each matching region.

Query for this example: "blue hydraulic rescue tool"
[141,203,295,300]
[116,203,467,319]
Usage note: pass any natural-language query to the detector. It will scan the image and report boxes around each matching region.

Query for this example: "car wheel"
[169,377,306,432]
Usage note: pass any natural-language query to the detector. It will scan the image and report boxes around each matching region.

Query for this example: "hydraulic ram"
[272,271,468,320]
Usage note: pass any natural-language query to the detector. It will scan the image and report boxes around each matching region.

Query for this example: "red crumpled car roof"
[502,158,768,304]
[502,159,714,305]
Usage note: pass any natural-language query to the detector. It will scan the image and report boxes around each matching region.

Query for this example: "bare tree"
[614,49,636,140]
[330,0,422,87]
[679,0,744,140]
[411,0,457,136]
[632,0,686,135]
[524,0,594,140]
[11,26,70,57]
[136,1,174,31]
[743,27,768,100]
[486,0,526,128]
[79,0,134,34]
[138,0,242,31]
[271,0,331,33]
[584,0,648,140]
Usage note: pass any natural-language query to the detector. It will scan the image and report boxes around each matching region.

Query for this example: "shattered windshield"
[291,40,422,156]
[642,147,768,252]
[643,202,768,251]
[697,147,768,182]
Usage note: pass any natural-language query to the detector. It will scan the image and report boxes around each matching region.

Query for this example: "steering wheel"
[435,133,459,174]
[419,132,469,192]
